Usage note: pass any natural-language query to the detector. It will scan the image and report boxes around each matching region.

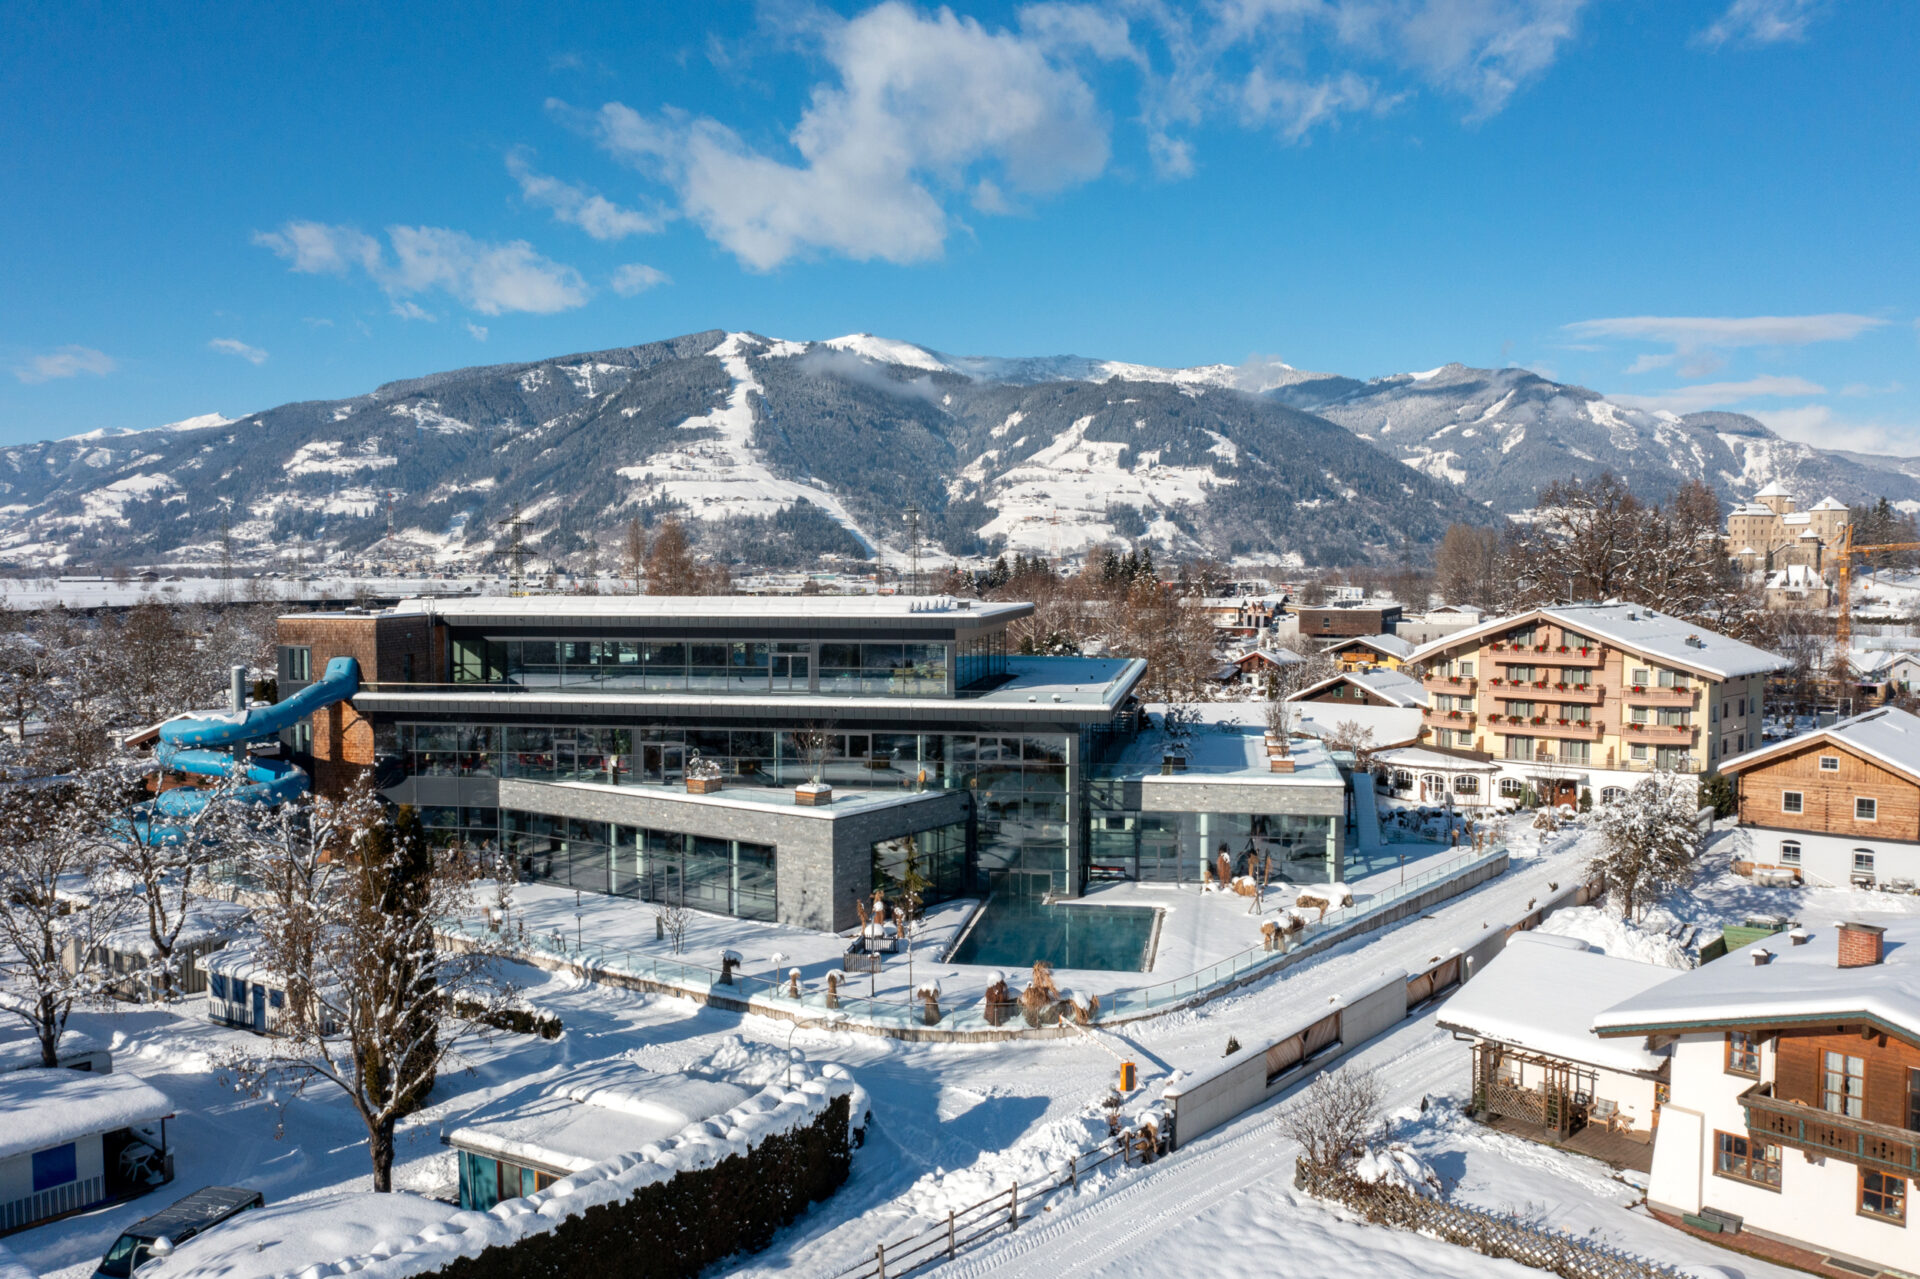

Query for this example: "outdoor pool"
[949,894,1159,972]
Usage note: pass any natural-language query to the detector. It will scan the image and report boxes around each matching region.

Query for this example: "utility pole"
[219,503,234,605]
[902,501,922,596]
[498,504,530,597]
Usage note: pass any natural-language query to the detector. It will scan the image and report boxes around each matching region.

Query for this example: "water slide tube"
[134,657,361,840]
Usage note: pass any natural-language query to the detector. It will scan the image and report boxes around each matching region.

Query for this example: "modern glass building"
[275,595,1353,933]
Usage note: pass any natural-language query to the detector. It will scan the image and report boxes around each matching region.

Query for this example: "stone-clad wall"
[494,780,970,931]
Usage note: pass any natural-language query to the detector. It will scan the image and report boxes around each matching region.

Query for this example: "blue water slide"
[134,657,360,839]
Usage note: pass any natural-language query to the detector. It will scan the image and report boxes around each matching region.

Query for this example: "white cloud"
[466,322,489,342]
[589,2,1124,269]
[256,220,590,315]
[208,338,268,365]
[252,222,382,275]
[1748,405,1916,456]
[610,263,669,296]
[390,300,436,322]
[13,345,116,384]
[506,149,662,240]
[1695,0,1827,49]
[1566,313,1885,348]
[1610,374,1825,414]
[1240,70,1385,141]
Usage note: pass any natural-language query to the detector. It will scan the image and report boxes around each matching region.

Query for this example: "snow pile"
[896,1097,1141,1220]
[161,1053,862,1279]
[1534,906,1693,969]
[1352,1143,1442,1198]
[0,1068,173,1161]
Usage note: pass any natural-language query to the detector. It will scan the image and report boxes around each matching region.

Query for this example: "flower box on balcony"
[1534,680,1548,688]
[1447,710,1462,719]
[1531,717,1546,725]
[1448,676,1462,684]
[1632,685,1646,693]
[1554,682,1568,690]
[1557,718,1569,726]
[1575,684,1590,692]
[1535,645,1549,652]
[1490,642,1507,651]
[1578,646,1592,656]
[685,776,724,795]
[1557,646,1570,653]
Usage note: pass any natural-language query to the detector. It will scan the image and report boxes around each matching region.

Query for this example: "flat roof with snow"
[290,594,1031,631]
[0,1069,173,1161]
[1593,915,1920,1041]
[1436,933,1676,1076]
[445,1060,753,1174]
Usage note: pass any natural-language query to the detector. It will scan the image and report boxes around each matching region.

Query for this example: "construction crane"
[1833,522,1920,678]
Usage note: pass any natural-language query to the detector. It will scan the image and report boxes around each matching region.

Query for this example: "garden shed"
[0,1069,173,1233]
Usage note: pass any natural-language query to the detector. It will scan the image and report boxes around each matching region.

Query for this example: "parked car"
[93,1186,264,1278]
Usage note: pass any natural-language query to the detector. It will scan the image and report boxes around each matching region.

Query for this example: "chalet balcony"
[1422,706,1476,727]
[1740,1082,1920,1179]
[1423,674,1477,696]
[1485,641,1607,666]
[1483,679,1605,705]
[1623,722,1694,743]
[1621,685,1696,706]
[1486,716,1602,741]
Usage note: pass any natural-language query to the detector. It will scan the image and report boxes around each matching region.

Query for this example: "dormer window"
[1819,756,1840,772]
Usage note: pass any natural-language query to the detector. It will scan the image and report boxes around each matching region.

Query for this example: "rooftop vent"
[1789,928,1810,946]
[1751,948,1774,966]
[1685,634,1705,648]
[1837,921,1886,968]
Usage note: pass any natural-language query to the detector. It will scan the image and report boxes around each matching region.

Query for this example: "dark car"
[94,1186,264,1278]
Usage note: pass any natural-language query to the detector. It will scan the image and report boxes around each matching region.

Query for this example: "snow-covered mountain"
[1272,364,1920,513]
[2,333,1911,572]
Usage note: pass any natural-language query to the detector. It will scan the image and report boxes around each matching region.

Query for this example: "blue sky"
[4,0,1916,453]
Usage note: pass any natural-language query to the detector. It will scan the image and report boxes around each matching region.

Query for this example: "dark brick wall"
[277,613,442,797]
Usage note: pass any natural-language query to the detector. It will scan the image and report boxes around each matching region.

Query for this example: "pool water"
[950,893,1158,972]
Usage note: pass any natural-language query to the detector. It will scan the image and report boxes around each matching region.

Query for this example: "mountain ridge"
[4,330,1912,572]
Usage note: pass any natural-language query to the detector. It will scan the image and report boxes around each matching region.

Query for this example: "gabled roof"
[1233,647,1303,669]
[1439,933,1676,1075]
[1753,480,1793,498]
[1373,743,1498,770]
[1809,496,1849,512]
[1717,705,1920,782]
[1407,603,1790,682]
[1594,916,1920,1042]
[1286,668,1424,707]
[1323,633,1414,660]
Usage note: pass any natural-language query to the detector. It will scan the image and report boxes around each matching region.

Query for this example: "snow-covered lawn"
[20,817,1884,1279]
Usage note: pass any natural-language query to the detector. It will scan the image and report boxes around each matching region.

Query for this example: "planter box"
[794,783,833,806]
[1268,757,1296,773]
[685,776,724,795]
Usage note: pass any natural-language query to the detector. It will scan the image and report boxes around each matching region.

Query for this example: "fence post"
[876,1242,886,1279]
[947,1208,956,1257]
[1070,1153,1078,1189]
[1008,1181,1019,1231]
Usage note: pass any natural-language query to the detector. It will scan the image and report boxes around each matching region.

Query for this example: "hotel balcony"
[1740,1082,1920,1179]
[1486,716,1603,741]
[1485,641,1607,666]
[1423,674,1477,696]
[1422,706,1477,727]
[1483,679,1605,705]
[1621,685,1696,706]
[1622,721,1694,743]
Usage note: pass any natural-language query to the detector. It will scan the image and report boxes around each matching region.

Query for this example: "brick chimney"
[1836,922,1886,968]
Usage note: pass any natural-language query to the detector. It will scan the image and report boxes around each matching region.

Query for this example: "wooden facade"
[277,612,443,797]
[1770,1026,1920,1132]
[1731,740,1920,842]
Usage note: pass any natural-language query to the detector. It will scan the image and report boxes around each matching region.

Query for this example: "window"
[282,645,313,682]
[1782,790,1804,814]
[1860,1170,1906,1223]
[1631,667,1651,686]
[1453,775,1480,795]
[1714,1130,1781,1188]
[1505,700,1535,719]
[1504,736,1536,762]
[1820,755,1840,772]
[1458,660,1475,678]
[1506,665,1536,683]
[1855,849,1876,876]
[1909,1068,1920,1133]
[1630,743,1648,761]
[1562,741,1592,766]
[1824,1050,1866,1118]
[31,1143,77,1192]
[1857,797,1878,822]
[1779,840,1801,867]
[1725,1030,1760,1077]
[1600,786,1626,804]
[1500,777,1524,798]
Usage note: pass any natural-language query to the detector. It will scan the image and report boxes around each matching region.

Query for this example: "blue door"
[252,983,267,1032]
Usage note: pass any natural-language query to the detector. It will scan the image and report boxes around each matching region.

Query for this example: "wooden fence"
[1297,1163,1686,1279]
[829,1126,1167,1279]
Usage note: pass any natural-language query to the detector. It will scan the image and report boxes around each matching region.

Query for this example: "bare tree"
[1433,524,1501,610]
[1589,772,1703,920]
[1282,1067,1384,1172]
[108,771,243,998]
[0,775,132,1065]
[222,786,520,1190]
[1323,720,1379,767]
[619,517,647,595]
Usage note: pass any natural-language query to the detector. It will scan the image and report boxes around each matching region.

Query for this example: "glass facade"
[1085,808,1341,884]
[872,821,971,907]
[461,808,780,921]
[447,635,954,697]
